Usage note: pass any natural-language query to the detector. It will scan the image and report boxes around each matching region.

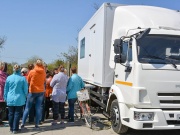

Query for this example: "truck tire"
[110,99,128,134]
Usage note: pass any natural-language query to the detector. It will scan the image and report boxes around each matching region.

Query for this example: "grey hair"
[13,64,20,71]
[36,59,43,66]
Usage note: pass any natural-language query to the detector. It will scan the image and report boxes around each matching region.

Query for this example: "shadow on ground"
[122,128,180,135]
[20,118,86,135]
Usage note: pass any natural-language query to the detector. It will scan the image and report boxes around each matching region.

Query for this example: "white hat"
[21,68,28,73]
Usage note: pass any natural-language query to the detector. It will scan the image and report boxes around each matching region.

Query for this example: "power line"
[0,55,59,63]
[0,56,27,59]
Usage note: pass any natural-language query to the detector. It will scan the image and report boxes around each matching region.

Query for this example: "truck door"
[89,25,96,82]
[114,39,133,103]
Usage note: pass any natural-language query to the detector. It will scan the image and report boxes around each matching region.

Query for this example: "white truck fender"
[106,84,125,112]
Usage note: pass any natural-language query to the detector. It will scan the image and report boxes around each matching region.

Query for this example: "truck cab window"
[80,38,85,59]
[137,35,180,64]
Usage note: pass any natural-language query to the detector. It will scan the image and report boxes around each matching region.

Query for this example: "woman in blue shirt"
[67,67,84,123]
[4,64,28,134]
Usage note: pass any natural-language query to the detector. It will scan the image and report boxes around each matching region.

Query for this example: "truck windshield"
[137,35,180,65]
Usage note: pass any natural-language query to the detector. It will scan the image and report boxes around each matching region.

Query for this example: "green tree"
[60,45,78,67]
[58,45,78,76]
[47,59,64,71]
[6,62,17,75]
[22,56,42,67]
[0,36,6,49]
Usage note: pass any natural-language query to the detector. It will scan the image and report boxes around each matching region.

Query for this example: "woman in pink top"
[0,61,7,124]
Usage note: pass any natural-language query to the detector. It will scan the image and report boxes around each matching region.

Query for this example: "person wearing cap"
[21,59,46,129]
[0,61,7,125]
[21,68,29,80]
[4,64,28,134]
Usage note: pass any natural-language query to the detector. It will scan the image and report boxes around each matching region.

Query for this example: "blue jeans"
[22,92,44,126]
[40,96,45,122]
[68,98,77,121]
[8,106,23,132]
[28,101,35,123]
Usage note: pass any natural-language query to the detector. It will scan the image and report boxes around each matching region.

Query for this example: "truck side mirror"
[114,55,121,63]
[114,54,126,63]
[113,39,122,54]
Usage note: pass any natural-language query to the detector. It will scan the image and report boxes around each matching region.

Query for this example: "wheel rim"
[111,106,119,127]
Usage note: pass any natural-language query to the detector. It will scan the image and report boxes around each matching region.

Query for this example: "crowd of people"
[0,59,85,134]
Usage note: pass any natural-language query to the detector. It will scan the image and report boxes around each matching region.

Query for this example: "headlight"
[134,112,154,121]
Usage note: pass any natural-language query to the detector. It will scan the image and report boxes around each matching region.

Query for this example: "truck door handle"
[89,54,91,57]
[115,74,118,78]
[125,66,132,72]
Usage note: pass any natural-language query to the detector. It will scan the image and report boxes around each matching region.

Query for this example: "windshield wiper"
[141,55,177,69]
[165,55,180,60]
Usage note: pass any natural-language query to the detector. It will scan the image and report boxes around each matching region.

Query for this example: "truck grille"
[158,93,180,104]
[167,120,180,125]
[158,93,180,96]
[160,100,180,104]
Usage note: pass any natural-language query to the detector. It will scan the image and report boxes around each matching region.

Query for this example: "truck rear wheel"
[110,99,128,134]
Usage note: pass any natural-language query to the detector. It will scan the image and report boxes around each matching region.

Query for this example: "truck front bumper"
[123,108,180,130]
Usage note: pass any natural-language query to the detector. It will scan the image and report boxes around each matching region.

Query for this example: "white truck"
[78,3,180,134]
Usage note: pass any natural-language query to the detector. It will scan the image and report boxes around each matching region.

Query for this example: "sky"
[0,0,180,64]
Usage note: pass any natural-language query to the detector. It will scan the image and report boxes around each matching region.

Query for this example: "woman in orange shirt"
[45,71,53,119]
[21,59,46,129]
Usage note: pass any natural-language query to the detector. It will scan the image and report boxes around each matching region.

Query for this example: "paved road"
[1,113,180,135]
[1,106,180,135]
[0,117,116,135]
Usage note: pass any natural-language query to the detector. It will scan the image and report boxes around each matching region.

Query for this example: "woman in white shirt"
[50,65,68,125]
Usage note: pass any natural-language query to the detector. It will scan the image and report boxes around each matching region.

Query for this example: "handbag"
[77,89,90,101]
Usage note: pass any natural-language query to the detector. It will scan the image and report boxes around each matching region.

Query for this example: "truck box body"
[78,3,122,87]
[78,2,180,133]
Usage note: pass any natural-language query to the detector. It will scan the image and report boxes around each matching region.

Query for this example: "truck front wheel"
[110,99,128,134]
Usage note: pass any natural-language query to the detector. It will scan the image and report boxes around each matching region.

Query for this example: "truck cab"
[109,5,180,133]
